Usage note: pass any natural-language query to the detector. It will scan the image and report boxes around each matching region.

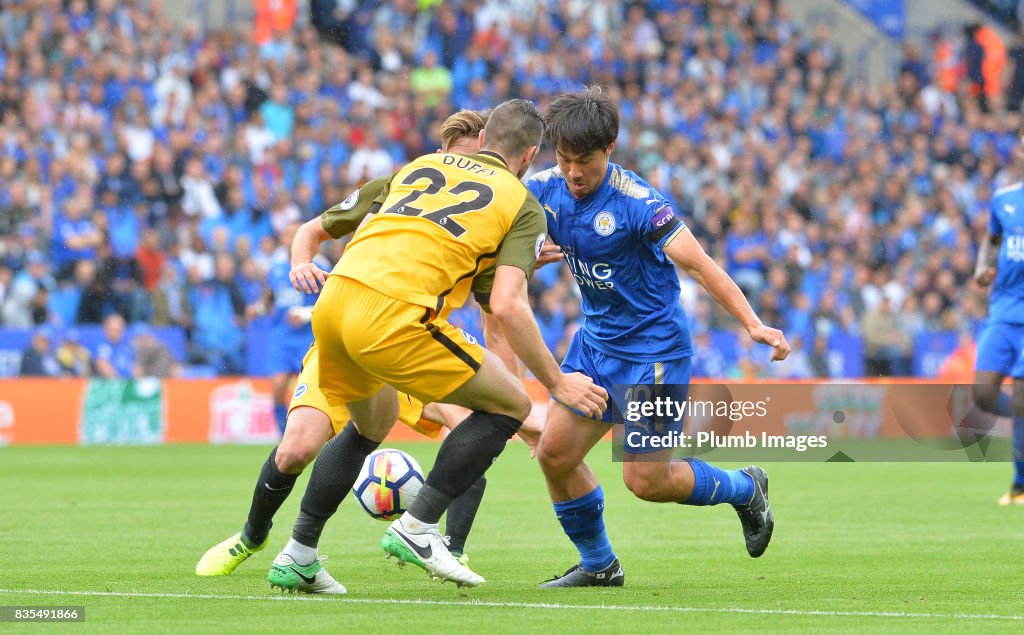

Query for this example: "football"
[352,449,425,521]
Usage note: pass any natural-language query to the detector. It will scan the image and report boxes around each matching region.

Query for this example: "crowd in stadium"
[0,0,1021,379]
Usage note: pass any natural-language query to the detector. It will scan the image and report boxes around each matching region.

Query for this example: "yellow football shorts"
[288,342,444,438]
[311,276,485,407]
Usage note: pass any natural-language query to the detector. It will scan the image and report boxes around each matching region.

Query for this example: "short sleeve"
[471,265,496,312]
[495,193,546,279]
[320,176,393,239]
[637,193,685,248]
[526,176,543,201]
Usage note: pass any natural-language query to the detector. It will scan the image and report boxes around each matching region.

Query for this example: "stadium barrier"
[2,326,956,380]
[0,377,1011,448]
[0,377,551,446]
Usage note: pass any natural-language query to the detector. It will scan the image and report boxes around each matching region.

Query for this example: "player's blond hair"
[440,110,488,152]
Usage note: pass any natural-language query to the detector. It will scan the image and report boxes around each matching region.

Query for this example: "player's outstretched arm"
[974,229,1000,287]
[489,265,608,418]
[665,228,790,362]
[289,218,332,294]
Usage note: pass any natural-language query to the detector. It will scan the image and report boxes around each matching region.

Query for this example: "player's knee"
[485,385,531,421]
[274,441,317,473]
[623,471,663,502]
[622,464,669,502]
[537,442,576,480]
[507,390,532,422]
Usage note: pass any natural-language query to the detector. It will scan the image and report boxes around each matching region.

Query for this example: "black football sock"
[291,424,380,548]
[445,476,487,556]
[407,411,520,524]
[242,447,298,548]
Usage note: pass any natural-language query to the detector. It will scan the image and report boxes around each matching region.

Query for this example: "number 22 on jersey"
[384,165,495,237]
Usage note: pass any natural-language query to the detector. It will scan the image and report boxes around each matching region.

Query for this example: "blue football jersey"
[267,257,321,340]
[527,162,692,361]
[988,182,1024,324]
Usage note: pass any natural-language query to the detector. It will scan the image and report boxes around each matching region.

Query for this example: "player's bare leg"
[537,402,607,502]
[196,406,333,576]
[536,401,622,587]
[439,350,533,417]
[383,352,531,587]
[270,387,398,594]
[621,453,693,501]
[973,371,1009,416]
[276,406,335,473]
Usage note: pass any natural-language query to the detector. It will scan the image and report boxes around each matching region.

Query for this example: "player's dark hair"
[481,99,544,157]
[545,87,619,156]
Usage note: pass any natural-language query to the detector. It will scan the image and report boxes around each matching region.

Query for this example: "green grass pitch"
[1,443,1022,633]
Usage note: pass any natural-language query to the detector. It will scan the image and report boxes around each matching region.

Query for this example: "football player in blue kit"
[265,223,327,435]
[972,137,1024,505]
[529,89,790,587]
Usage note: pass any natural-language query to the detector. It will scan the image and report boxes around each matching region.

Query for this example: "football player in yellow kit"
[267,99,604,589]
[196,109,563,590]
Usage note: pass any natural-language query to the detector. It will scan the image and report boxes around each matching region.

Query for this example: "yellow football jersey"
[332,152,546,315]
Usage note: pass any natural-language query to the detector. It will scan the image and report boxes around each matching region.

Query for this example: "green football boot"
[268,553,347,594]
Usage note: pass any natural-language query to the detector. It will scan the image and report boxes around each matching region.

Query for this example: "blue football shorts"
[975,321,1024,378]
[559,331,692,454]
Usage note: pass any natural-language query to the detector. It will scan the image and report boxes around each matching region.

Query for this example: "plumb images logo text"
[624,429,829,452]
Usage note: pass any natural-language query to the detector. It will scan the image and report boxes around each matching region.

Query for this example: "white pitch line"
[0,588,1021,622]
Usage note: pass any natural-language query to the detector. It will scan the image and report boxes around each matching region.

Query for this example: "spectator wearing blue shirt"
[690,328,729,378]
[100,187,140,259]
[52,198,102,278]
[724,214,769,299]
[226,187,273,247]
[535,286,567,352]
[94,313,135,378]
[66,0,94,34]
[260,84,295,141]
[49,259,96,327]
[189,254,247,374]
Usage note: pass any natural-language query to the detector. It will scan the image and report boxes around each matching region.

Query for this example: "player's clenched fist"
[290,262,328,294]
[551,371,608,419]
[748,324,790,362]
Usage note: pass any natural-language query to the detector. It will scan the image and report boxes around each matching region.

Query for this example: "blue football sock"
[1013,417,1024,487]
[681,459,754,506]
[274,404,288,436]
[553,486,616,572]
